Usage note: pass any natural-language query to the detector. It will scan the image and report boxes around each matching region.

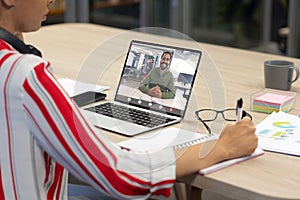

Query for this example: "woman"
[0,0,258,199]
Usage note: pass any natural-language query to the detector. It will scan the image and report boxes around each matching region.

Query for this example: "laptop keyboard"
[85,102,176,128]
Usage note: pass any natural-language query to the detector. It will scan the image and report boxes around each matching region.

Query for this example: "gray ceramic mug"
[264,60,299,91]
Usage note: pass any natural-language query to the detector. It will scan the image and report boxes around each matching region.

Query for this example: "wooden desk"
[25,23,300,200]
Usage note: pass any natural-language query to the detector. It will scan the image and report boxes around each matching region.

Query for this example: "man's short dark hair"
[161,51,172,59]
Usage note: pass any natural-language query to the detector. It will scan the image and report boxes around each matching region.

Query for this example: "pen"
[236,98,243,122]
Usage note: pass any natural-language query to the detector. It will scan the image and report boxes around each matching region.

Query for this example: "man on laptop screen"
[138,51,175,99]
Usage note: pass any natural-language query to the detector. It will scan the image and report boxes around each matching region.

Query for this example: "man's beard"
[160,63,168,70]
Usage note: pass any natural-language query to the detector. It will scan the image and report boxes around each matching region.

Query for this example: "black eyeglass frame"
[195,108,252,134]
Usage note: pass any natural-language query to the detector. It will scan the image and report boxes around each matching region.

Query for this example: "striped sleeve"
[22,58,176,199]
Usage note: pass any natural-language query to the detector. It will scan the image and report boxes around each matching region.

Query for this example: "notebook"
[81,40,202,136]
[118,127,264,174]
[118,127,218,152]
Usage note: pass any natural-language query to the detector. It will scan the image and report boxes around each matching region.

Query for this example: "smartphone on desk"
[72,91,106,107]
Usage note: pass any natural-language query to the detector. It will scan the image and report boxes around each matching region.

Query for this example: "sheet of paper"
[255,111,300,156]
[57,78,109,97]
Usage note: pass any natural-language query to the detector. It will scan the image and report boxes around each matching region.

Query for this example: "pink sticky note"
[254,93,294,106]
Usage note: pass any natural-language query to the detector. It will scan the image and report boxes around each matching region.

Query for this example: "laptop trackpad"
[87,114,126,127]
[111,123,149,136]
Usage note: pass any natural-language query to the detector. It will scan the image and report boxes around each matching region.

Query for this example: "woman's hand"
[216,118,258,159]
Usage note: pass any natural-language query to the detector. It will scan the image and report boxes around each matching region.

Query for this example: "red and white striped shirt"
[0,39,175,200]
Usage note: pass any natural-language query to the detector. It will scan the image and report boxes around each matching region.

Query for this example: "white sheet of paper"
[255,111,300,156]
[57,78,109,97]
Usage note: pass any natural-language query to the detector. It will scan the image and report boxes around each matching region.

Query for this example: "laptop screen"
[115,40,202,118]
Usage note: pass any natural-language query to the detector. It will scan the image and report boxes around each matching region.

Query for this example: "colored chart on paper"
[255,111,300,156]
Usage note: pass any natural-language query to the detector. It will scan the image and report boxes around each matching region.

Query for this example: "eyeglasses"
[195,108,252,134]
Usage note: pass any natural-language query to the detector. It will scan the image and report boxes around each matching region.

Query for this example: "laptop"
[81,40,202,136]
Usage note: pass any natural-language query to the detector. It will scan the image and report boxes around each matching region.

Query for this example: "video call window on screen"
[115,40,201,116]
